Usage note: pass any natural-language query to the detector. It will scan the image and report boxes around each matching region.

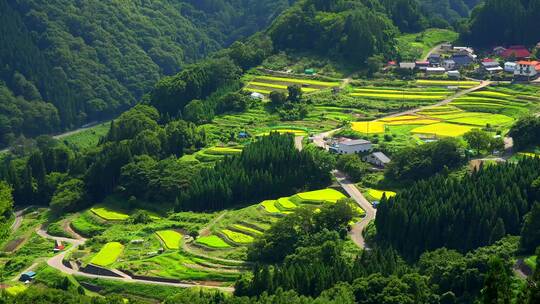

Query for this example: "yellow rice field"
[367,189,397,201]
[350,93,445,100]
[255,76,341,87]
[351,121,385,134]
[411,122,475,137]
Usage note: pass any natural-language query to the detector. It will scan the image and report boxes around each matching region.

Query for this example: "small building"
[504,62,517,73]
[514,61,540,79]
[415,61,430,70]
[329,139,372,155]
[363,152,391,168]
[441,43,453,52]
[250,92,264,100]
[493,46,507,56]
[19,271,36,282]
[453,46,475,55]
[428,54,442,65]
[54,240,65,252]
[426,67,446,75]
[447,70,461,79]
[387,61,397,67]
[399,62,416,70]
[452,54,474,67]
[238,131,249,139]
[443,59,456,71]
[481,61,503,74]
[501,46,531,59]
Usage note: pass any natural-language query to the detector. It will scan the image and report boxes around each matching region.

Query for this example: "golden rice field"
[221,229,254,244]
[366,189,397,201]
[255,76,341,87]
[385,118,441,125]
[248,81,319,93]
[295,189,346,203]
[416,80,480,88]
[351,121,385,134]
[411,122,475,137]
[352,88,446,95]
[155,230,183,250]
[350,92,445,100]
[90,206,130,221]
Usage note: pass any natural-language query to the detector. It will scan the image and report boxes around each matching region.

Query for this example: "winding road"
[34,225,234,292]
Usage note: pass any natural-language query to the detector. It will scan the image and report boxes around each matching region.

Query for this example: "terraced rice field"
[411,122,475,137]
[244,75,340,95]
[221,229,254,245]
[259,127,309,136]
[231,224,264,236]
[350,87,449,100]
[295,189,346,203]
[276,197,297,210]
[90,242,124,267]
[195,236,231,249]
[351,121,385,134]
[260,200,283,214]
[366,189,397,201]
[205,147,243,155]
[416,80,480,89]
[155,230,183,250]
[90,206,130,221]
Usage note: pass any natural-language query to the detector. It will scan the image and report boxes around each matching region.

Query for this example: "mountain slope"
[0,0,293,146]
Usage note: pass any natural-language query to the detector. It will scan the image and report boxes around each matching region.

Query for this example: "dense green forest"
[377,157,540,260]
[0,0,293,147]
[463,0,540,46]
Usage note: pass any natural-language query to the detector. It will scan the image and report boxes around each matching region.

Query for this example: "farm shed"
[363,152,391,168]
[250,92,264,100]
[329,139,372,155]
[447,70,460,79]
[399,62,416,70]
[426,67,446,75]
[19,271,36,282]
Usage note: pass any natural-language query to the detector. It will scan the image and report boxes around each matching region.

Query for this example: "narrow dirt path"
[423,43,443,61]
[294,136,304,151]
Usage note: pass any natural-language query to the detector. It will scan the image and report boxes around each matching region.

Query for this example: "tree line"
[377,157,540,260]
[178,134,332,211]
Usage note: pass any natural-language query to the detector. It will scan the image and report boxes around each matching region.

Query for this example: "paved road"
[333,171,376,248]
[35,225,234,291]
[10,206,35,233]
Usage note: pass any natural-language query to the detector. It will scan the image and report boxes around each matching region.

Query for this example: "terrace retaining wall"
[120,269,182,284]
[80,264,123,278]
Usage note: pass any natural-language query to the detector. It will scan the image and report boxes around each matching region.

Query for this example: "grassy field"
[396,28,459,60]
[90,242,124,267]
[155,230,183,250]
[61,122,110,149]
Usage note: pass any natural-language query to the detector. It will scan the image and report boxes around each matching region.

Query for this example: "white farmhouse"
[363,152,391,168]
[514,61,540,79]
[504,62,517,73]
[329,139,372,155]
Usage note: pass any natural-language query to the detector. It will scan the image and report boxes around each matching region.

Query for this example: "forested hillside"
[0,0,293,147]
[463,0,540,46]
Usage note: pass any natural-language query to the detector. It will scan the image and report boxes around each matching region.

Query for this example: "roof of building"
[501,46,531,58]
[340,139,372,146]
[415,61,429,65]
[448,70,460,75]
[452,55,474,65]
[505,62,517,66]
[399,62,416,69]
[22,271,36,277]
[426,67,446,71]
[482,61,500,67]
[444,59,455,64]
[486,66,503,72]
[517,60,540,66]
[371,152,391,163]
[428,54,441,58]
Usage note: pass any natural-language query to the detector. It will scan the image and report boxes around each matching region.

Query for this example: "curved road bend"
[35,226,234,292]
[333,171,376,248]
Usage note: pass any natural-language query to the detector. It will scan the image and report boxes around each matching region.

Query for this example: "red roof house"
[501,46,531,59]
